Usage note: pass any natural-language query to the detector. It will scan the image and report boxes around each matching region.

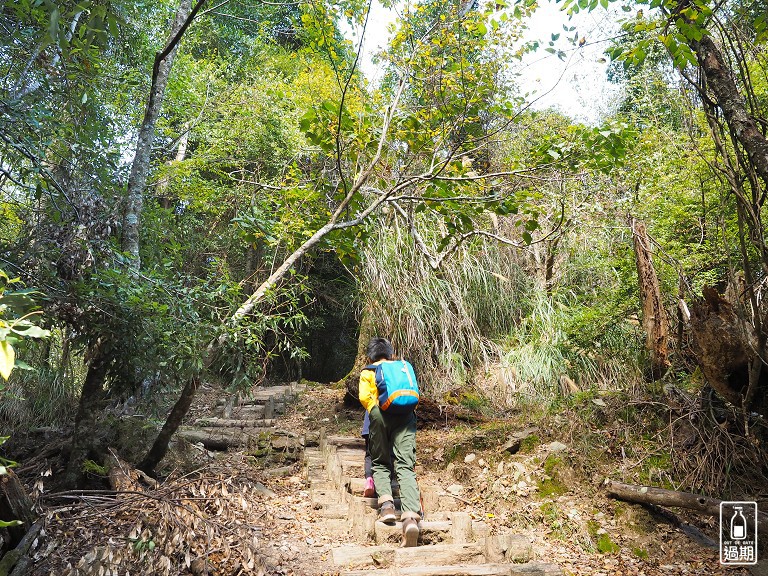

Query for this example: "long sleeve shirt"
[358,359,384,412]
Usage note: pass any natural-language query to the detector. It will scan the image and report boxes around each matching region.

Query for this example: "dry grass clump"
[360,218,531,398]
[550,384,768,499]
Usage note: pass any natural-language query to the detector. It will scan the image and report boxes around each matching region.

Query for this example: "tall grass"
[498,292,644,406]
[359,213,645,408]
[360,217,533,398]
[0,329,83,433]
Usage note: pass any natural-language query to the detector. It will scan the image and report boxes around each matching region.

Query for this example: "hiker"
[359,336,421,547]
[361,411,398,498]
[361,411,376,497]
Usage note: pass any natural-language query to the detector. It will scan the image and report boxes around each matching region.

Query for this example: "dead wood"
[0,519,42,576]
[605,479,768,534]
[194,418,277,428]
[631,218,670,379]
[176,427,300,451]
[0,469,35,549]
[105,451,158,493]
[689,286,768,413]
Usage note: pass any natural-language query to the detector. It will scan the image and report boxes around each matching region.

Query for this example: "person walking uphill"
[358,337,422,547]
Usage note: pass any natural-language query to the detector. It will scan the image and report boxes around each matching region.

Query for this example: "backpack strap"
[363,364,378,371]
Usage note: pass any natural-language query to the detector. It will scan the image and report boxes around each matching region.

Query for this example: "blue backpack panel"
[366,360,420,414]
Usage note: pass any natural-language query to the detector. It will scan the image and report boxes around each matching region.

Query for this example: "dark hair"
[366,337,394,362]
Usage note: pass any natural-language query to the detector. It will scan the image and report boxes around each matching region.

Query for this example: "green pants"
[368,405,421,518]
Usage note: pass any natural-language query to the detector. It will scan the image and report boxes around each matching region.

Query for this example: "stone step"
[373,513,489,545]
[341,562,561,576]
[326,436,366,449]
[333,542,487,568]
[332,533,534,569]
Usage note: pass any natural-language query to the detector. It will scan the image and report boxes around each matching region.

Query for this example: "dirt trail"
[8,381,758,575]
[213,383,755,576]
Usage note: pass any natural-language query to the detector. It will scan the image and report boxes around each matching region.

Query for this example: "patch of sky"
[344,0,624,125]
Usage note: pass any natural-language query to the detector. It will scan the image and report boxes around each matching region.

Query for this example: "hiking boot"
[363,477,375,498]
[402,517,420,547]
[378,501,397,524]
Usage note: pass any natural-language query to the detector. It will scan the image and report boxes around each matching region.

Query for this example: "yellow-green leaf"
[0,340,15,380]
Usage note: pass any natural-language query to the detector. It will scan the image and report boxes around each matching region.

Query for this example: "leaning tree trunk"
[139,377,199,473]
[122,0,197,270]
[630,218,670,379]
[689,34,768,187]
[677,21,768,418]
[138,74,408,471]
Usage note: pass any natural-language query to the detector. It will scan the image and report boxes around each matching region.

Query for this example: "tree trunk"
[689,286,768,415]
[139,73,407,467]
[63,345,109,488]
[122,0,194,269]
[690,34,768,187]
[139,376,199,473]
[630,218,670,379]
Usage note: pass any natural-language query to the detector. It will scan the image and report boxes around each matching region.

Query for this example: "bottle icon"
[731,506,747,540]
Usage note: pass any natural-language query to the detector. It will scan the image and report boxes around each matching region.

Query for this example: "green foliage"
[519,434,540,453]
[0,332,83,432]
[82,459,109,476]
[0,271,50,383]
[0,436,18,475]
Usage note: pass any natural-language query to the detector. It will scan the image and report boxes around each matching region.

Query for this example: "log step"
[333,533,535,568]
[341,562,561,576]
[374,520,454,545]
[193,417,277,428]
[311,488,347,509]
[373,514,490,545]
[326,436,366,449]
[333,542,487,568]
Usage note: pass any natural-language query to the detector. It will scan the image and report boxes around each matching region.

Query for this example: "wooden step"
[317,503,350,519]
[374,520,454,545]
[333,532,534,569]
[193,417,278,428]
[342,562,561,576]
[326,436,366,449]
[333,542,486,568]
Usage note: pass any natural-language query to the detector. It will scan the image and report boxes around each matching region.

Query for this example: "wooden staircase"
[305,432,562,576]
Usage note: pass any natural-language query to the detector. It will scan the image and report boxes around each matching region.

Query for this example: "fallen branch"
[605,480,768,534]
